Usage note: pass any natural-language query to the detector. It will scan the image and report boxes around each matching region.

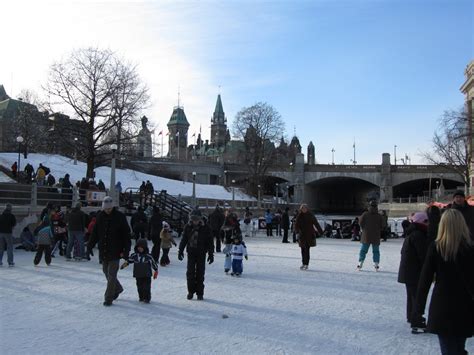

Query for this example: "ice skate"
[374,263,380,272]
[356,262,363,271]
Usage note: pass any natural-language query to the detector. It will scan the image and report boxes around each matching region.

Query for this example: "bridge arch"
[305,176,380,213]
[392,177,463,199]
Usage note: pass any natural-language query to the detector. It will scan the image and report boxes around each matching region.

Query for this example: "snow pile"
[1,236,469,354]
[0,153,254,201]
[0,171,14,183]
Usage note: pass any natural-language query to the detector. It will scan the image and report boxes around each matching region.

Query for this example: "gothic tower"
[210,94,227,148]
[307,141,315,165]
[167,105,190,159]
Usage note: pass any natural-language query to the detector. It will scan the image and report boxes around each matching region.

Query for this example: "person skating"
[19,227,36,251]
[160,221,177,266]
[265,209,273,237]
[148,206,163,262]
[131,206,148,240]
[34,221,54,266]
[178,213,214,300]
[221,208,241,274]
[208,205,224,252]
[281,207,290,243]
[120,239,158,303]
[397,212,431,333]
[0,203,17,267]
[65,202,88,261]
[88,196,131,306]
[242,207,253,238]
[230,235,248,276]
[294,203,323,270]
[357,200,386,271]
[449,190,474,240]
[412,209,474,354]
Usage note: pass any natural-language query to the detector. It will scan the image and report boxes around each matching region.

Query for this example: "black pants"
[405,284,417,323]
[282,228,289,242]
[300,245,310,266]
[275,224,281,236]
[186,252,206,296]
[151,234,161,262]
[160,248,170,265]
[34,245,52,265]
[293,230,297,242]
[102,259,123,303]
[136,277,152,301]
[266,223,273,236]
[134,226,146,240]
[212,229,221,252]
[438,335,467,355]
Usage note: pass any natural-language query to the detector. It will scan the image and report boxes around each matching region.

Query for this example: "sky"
[0,0,472,164]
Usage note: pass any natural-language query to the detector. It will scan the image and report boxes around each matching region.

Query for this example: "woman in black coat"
[397,211,431,330]
[412,209,474,355]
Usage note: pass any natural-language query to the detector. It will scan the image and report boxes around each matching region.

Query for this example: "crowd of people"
[0,190,473,354]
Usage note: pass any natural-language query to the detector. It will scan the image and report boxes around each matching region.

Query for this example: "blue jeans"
[0,233,14,265]
[359,243,380,263]
[66,231,85,259]
[438,335,467,355]
[232,259,243,274]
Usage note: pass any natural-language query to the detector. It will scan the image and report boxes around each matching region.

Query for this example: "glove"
[245,255,248,260]
[207,254,214,265]
[153,270,158,279]
[120,261,129,270]
[178,251,184,261]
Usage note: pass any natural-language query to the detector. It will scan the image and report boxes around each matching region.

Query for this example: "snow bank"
[1,236,470,354]
[0,153,254,201]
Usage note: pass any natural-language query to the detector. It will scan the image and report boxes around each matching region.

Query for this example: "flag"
[158,131,163,136]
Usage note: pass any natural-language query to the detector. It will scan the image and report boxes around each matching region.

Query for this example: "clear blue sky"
[1,0,472,164]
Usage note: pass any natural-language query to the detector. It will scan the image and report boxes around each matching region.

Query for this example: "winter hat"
[135,238,148,251]
[369,200,378,207]
[410,212,428,225]
[453,190,465,198]
[162,221,170,230]
[5,203,12,211]
[102,196,114,209]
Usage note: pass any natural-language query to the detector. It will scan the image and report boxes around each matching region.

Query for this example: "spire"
[213,94,225,124]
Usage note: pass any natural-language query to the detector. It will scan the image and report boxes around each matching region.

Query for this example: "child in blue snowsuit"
[230,236,248,276]
[221,210,241,274]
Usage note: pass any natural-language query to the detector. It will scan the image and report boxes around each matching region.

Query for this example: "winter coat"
[88,208,131,262]
[67,208,88,231]
[131,211,147,229]
[149,212,163,238]
[0,209,16,233]
[231,242,247,260]
[37,226,54,245]
[160,229,176,249]
[208,208,224,231]
[179,222,214,256]
[359,207,386,245]
[265,211,273,224]
[451,202,474,241]
[221,214,241,244]
[243,210,253,225]
[294,211,323,248]
[281,211,290,229]
[414,242,474,337]
[127,252,158,278]
[397,223,432,285]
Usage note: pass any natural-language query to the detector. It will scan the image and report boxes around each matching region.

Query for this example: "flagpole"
[161,133,163,158]
[178,132,180,160]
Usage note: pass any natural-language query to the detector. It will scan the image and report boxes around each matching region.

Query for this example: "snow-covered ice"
[1,236,470,354]
[0,153,254,201]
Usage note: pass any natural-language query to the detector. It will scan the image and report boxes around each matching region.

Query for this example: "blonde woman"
[412,209,474,354]
[294,204,322,270]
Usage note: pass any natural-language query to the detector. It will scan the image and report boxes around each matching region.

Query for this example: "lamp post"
[192,171,196,206]
[232,179,236,207]
[286,185,290,204]
[110,143,118,205]
[257,184,261,208]
[224,170,228,186]
[331,148,335,165]
[16,136,24,181]
[394,145,397,165]
[275,183,279,205]
[73,137,78,165]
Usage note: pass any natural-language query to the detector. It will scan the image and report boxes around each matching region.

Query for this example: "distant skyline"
[0,0,472,164]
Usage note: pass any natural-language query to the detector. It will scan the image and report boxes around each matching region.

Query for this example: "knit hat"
[102,196,114,209]
[410,212,428,225]
[162,221,170,230]
[5,203,12,211]
[453,190,465,198]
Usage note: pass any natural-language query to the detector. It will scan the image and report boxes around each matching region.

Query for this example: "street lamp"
[110,143,118,206]
[257,184,261,208]
[286,185,290,204]
[73,137,78,165]
[394,145,397,165]
[224,170,228,186]
[232,179,236,207]
[16,136,24,181]
[275,183,279,204]
[192,171,196,206]
[331,148,335,165]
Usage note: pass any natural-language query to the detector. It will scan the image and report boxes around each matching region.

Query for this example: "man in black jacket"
[148,206,163,261]
[178,214,214,300]
[0,203,17,266]
[88,197,131,306]
[450,190,474,240]
[65,202,89,260]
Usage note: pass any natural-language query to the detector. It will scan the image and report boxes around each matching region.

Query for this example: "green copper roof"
[167,106,190,127]
[213,94,225,123]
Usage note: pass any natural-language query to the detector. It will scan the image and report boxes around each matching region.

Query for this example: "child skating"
[160,221,177,266]
[121,239,158,303]
[230,235,248,276]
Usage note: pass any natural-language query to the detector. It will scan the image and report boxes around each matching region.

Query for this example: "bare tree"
[423,108,472,189]
[44,47,149,177]
[232,102,285,193]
